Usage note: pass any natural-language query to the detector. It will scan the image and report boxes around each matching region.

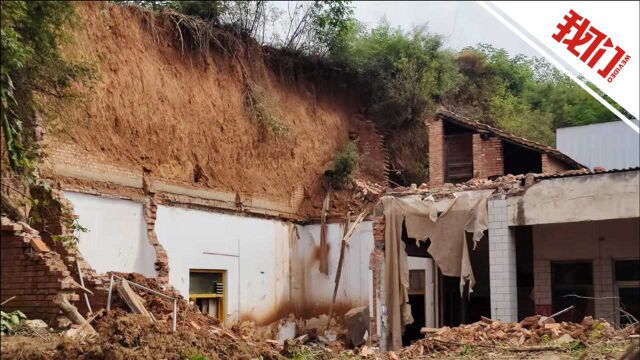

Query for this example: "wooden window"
[445,133,473,183]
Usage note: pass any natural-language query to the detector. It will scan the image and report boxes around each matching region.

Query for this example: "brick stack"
[0,218,80,323]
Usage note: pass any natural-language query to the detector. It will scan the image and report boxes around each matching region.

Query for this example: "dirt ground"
[2,329,637,360]
[42,2,387,218]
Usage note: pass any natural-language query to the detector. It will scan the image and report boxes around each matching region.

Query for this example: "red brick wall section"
[472,134,504,179]
[1,219,80,323]
[541,154,572,173]
[144,195,169,285]
[426,118,445,186]
[28,186,110,316]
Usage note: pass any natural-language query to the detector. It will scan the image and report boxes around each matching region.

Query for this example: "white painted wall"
[507,171,640,226]
[155,206,291,324]
[64,191,156,277]
[295,222,374,315]
[67,195,375,326]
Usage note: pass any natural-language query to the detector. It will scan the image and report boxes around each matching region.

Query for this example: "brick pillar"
[488,197,518,322]
[593,258,616,324]
[472,134,504,179]
[426,118,444,187]
[533,259,552,316]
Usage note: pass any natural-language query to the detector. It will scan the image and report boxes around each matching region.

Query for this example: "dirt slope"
[44,2,386,216]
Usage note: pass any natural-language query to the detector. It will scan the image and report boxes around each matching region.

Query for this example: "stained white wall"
[64,191,156,277]
[155,206,291,324]
[295,221,374,314]
[67,194,375,325]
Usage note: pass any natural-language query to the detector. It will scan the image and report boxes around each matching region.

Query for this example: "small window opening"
[189,270,226,322]
[503,141,542,175]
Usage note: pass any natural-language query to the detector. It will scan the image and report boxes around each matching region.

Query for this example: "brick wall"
[472,135,504,179]
[28,187,110,316]
[1,220,80,323]
[426,118,445,187]
[541,154,572,173]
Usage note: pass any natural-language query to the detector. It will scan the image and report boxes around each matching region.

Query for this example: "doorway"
[402,256,436,346]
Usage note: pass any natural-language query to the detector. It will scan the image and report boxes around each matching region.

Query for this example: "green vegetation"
[332,24,628,145]
[243,81,288,138]
[1,310,27,334]
[325,141,360,188]
[1,1,93,177]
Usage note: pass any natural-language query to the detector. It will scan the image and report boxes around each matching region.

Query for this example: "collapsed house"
[1,3,638,353]
[4,104,637,352]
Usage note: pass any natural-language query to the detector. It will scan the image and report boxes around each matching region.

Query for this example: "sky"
[271,1,540,58]
[351,1,538,57]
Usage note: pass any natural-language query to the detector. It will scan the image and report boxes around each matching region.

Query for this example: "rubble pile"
[386,173,526,197]
[400,316,638,357]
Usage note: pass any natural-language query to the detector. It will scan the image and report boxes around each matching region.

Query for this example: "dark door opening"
[551,262,594,322]
[615,260,640,326]
[403,269,426,346]
[515,226,535,321]
[439,233,491,326]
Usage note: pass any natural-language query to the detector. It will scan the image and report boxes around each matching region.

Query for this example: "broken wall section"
[0,219,80,322]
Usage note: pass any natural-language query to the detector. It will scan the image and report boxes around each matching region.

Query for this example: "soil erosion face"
[46,2,385,216]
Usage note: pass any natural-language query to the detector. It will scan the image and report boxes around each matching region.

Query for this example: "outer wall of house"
[65,192,157,278]
[489,171,640,324]
[532,218,640,324]
[66,192,374,325]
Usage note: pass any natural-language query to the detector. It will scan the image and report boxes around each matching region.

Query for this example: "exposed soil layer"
[44,2,386,217]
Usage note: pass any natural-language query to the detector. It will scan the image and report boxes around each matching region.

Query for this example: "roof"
[434,109,586,169]
[532,166,640,180]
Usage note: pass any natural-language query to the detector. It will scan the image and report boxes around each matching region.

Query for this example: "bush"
[1,310,27,334]
[325,141,359,188]
[243,81,288,137]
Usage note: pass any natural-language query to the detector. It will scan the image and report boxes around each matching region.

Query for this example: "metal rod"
[76,260,93,314]
[202,251,239,258]
[172,299,178,333]
[549,305,575,319]
[106,274,114,311]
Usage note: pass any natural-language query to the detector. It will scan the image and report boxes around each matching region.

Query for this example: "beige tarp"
[382,190,494,350]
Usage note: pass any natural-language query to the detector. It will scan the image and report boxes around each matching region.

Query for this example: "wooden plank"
[116,280,155,322]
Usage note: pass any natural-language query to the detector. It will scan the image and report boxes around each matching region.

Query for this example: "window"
[615,260,640,326]
[189,270,225,322]
[551,262,594,322]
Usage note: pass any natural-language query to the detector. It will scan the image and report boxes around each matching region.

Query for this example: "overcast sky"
[351,1,538,57]
[272,1,539,58]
